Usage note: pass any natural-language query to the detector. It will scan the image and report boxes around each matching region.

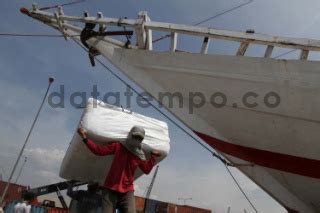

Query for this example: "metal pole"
[14,157,27,184]
[178,197,192,205]
[143,165,160,213]
[0,77,54,205]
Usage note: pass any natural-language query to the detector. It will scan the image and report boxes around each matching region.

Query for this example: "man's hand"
[69,180,77,185]
[151,150,162,158]
[77,127,87,139]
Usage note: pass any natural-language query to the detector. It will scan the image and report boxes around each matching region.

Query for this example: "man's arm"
[67,184,78,199]
[78,128,118,156]
[139,151,162,174]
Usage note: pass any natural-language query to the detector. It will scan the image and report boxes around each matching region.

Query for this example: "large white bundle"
[60,98,170,183]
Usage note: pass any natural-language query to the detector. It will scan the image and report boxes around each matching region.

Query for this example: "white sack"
[59,98,170,183]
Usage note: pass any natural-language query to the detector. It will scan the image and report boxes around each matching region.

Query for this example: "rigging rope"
[153,0,254,43]
[273,39,320,59]
[39,0,86,11]
[71,38,258,212]
[0,33,79,37]
[225,165,258,212]
[274,49,297,59]
[194,0,253,26]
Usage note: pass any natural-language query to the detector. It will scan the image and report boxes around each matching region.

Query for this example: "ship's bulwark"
[90,40,320,213]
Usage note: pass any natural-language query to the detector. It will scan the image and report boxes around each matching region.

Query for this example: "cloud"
[38,170,61,184]
[25,148,65,171]
[11,147,66,187]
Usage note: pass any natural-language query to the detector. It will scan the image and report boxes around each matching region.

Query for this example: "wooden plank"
[170,32,177,52]
[201,37,210,54]
[54,12,67,40]
[300,49,309,60]
[97,12,106,33]
[264,45,274,58]
[145,14,152,50]
[135,25,146,49]
[146,29,153,50]
[135,11,149,49]
[236,42,249,56]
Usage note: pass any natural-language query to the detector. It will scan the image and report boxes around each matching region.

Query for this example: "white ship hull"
[94,46,320,213]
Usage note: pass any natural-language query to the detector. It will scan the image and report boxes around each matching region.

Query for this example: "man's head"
[121,126,146,160]
[22,191,35,203]
[129,126,145,147]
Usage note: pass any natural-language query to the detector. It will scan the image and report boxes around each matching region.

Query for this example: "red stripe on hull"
[195,131,320,179]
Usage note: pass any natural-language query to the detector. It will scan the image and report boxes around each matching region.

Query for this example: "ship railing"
[28,4,320,61]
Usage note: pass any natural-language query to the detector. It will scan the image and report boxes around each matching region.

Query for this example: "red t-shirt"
[86,139,156,193]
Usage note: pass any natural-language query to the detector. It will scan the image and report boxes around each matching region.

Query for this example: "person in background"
[77,126,162,213]
[67,182,102,213]
[14,192,33,213]
[0,201,5,213]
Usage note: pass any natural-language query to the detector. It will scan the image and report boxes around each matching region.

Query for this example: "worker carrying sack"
[59,98,170,183]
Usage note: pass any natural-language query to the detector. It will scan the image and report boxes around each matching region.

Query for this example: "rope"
[71,38,258,212]
[0,33,80,38]
[274,49,297,59]
[0,33,64,37]
[39,0,87,11]
[194,0,253,26]
[153,0,254,43]
[224,165,258,212]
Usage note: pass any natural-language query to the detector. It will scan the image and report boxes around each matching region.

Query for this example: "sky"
[1,0,320,212]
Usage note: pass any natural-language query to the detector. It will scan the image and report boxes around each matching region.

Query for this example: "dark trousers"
[101,188,135,213]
